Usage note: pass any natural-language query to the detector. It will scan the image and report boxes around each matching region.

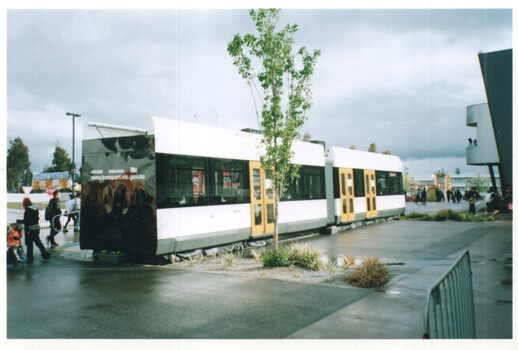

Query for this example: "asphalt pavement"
[5,201,514,343]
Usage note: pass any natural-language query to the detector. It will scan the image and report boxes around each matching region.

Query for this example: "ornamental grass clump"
[220,252,238,270]
[347,257,390,288]
[325,259,337,278]
[288,242,323,271]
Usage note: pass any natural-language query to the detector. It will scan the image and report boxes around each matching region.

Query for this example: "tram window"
[267,204,274,224]
[213,159,248,204]
[253,169,261,200]
[282,166,324,201]
[301,166,325,200]
[353,169,365,197]
[166,156,207,207]
[375,171,403,196]
[282,176,300,200]
[376,176,387,195]
[254,204,262,225]
[265,175,274,199]
[332,168,340,199]
[348,173,353,195]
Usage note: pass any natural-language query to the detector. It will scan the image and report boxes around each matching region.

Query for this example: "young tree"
[228,9,320,248]
[44,141,72,173]
[467,171,490,193]
[7,137,31,192]
[368,142,377,153]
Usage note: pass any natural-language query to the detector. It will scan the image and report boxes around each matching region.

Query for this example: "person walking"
[23,198,51,263]
[46,190,62,247]
[452,188,456,203]
[455,189,462,203]
[467,187,482,215]
[73,192,81,232]
[421,187,427,205]
[63,193,76,233]
[415,188,421,204]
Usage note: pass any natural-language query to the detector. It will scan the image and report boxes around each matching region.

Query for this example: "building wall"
[478,49,512,194]
[410,175,500,195]
[466,103,499,165]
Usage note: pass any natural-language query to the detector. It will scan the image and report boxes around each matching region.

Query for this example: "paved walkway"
[406,199,471,215]
[291,219,512,339]
[6,203,513,340]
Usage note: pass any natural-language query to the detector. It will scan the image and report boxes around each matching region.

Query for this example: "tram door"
[249,161,275,236]
[364,169,378,218]
[339,168,355,222]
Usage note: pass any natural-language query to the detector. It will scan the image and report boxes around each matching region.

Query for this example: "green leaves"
[228,9,320,247]
[44,141,71,173]
[7,137,31,192]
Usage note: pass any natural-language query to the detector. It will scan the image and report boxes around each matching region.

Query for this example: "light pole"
[66,112,81,190]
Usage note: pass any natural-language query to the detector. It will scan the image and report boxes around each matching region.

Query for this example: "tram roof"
[149,116,325,167]
[327,146,402,172]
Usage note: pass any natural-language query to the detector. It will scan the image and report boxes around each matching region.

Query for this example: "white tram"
[79,116,405,258]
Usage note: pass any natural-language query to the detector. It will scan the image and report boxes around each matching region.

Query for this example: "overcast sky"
[6,7,513,179]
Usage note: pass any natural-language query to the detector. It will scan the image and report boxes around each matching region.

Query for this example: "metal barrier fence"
[38,209,65,228]
[423,250,475,339]
[47,210,81,232]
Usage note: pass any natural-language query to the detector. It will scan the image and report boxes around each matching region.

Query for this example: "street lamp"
[66,112,81,189]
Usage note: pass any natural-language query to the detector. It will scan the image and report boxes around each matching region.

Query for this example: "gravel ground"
[164,253,383,290]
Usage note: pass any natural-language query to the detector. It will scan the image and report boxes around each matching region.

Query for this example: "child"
[7,223,24,266]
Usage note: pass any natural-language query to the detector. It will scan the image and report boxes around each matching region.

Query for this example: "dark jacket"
[467,190,481,204]
[24,205,40,232]
[48,197,61,218]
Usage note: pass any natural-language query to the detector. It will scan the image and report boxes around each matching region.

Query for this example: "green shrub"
[288,242,323,271]
[405,211,423,219]
[471,215,485,222]
[405,212,432,221]
[347,257,390,288]
[484,214,497,222]
[405,208,500,222]
[260,247,292,267]
[449,211,468,221]
[434,209,449,221]
[434,209,474,222]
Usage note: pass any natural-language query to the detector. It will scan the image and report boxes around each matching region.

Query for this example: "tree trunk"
[274,191,280,249]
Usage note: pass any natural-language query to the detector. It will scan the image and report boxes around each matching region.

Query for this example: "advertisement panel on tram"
[80,134,157,258]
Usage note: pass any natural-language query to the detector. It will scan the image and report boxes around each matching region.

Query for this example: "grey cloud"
[6,8,512,177]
